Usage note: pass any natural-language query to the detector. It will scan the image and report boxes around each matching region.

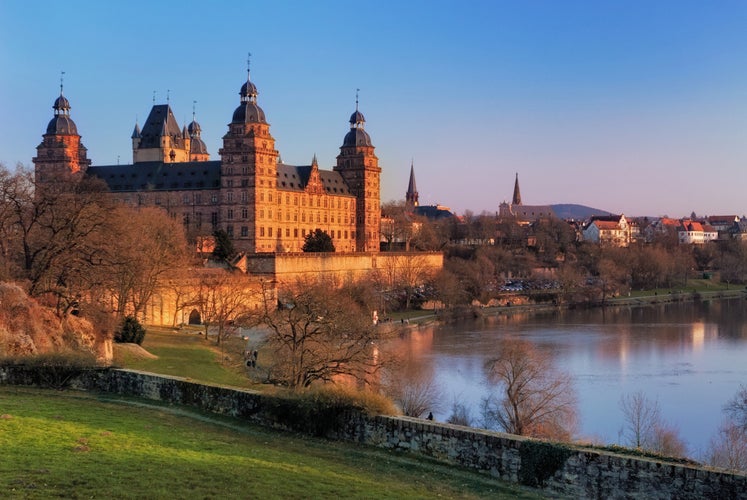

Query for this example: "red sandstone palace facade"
[33,68,381,254]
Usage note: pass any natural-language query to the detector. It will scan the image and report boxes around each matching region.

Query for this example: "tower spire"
[512,172,522,206]
[406,160,419,208]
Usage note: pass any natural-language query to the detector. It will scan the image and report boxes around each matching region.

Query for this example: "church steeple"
[406,161,419,208]
[512,172,522,205]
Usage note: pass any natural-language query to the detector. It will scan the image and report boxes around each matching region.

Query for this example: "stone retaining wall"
[2,367,745,499]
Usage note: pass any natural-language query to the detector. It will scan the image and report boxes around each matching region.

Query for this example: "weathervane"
[355,88,360,110]
[247,52,252,73]
[60,71,65,94]
[166,89,170,104]
[192,100,197,120]
[152,90,156,105]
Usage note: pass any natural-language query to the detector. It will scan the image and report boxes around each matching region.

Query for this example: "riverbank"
[392,286,747,329]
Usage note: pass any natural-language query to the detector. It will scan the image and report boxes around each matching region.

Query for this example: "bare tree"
[482,338,577,440]
[619,391,686,456]
[725,384,747,430]
[706,419,747,472]
[259,279,390,389]
[103,206,190,318]
[619,391,662,449]
[446,399,473,427]
[384,361,441,418]
[194,270,261,345]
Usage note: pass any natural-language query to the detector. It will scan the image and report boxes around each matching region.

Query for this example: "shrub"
[114,316,146,345]
[261,386,397,437]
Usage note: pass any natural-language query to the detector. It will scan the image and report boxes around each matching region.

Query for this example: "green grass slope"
[0,387,541,499]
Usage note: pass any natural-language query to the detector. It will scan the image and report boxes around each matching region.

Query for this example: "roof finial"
[59,70,65,95]
[153,90,156,105]
[192,100,197,121]
[166,89,170,105]
[355,88,360,111]
[247,52,252,74]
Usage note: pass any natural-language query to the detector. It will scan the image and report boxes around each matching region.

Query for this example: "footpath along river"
[391,294,747,455]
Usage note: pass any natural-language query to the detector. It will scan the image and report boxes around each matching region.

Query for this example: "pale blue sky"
[2,1,747,217]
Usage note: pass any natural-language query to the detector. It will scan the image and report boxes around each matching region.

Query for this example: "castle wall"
[244,252,444,285]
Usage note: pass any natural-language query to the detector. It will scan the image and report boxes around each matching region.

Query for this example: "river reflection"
[389,297,747,455]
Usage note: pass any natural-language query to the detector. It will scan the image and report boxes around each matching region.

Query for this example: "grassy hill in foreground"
[0,387,541,499]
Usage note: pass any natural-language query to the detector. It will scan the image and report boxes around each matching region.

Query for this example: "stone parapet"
[2,367,745,499]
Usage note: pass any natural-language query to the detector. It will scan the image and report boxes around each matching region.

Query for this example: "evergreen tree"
[212,229,236,261]
[302,229,335,252]
[114,316,146,345]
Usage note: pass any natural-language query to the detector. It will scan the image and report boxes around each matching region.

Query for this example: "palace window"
[241,208,248,219]
[227,209,234,220]
[241,226,248,237]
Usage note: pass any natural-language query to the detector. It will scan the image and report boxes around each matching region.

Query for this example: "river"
[391,297,747,456]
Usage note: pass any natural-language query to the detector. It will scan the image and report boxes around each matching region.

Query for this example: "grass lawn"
[113,326,254,388]
[0,387,541,499]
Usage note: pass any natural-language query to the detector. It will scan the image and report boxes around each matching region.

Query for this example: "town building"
[582,214,633,246]
[34,67,381,254]
[678,220,718,244]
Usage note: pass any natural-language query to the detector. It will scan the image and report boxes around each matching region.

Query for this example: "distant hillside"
[551,204,612,220]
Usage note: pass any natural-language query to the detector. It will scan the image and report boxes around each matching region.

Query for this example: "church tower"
[334,94,381,252]
[33,77,91,184]
[217,62,279,252]
[405,161,419,208]
[512,172,522,205]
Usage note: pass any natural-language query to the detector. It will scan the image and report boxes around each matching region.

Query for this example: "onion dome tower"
[33,74,91,184]
[334,90,381,252]
[218,56,279,253]
[188,104,209,162]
